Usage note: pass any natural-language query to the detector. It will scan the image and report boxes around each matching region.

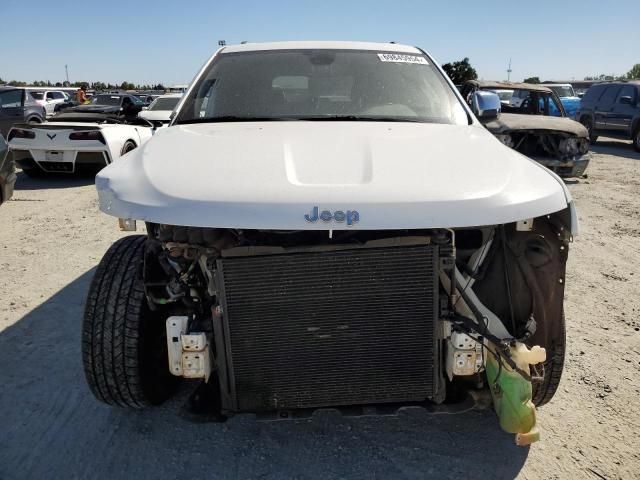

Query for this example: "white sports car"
[8,112,154,176]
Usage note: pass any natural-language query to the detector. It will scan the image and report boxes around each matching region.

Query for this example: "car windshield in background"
[29,91,45,100]
[548,86,575,97]
[92,95,122,106]
[493,90,514,101]
[175,49,468,125]
[499,88,564,117]
[150,97,180,111]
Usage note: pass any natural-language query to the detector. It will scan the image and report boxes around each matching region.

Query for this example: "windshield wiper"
[177,115,429,124]
[176,116,297,124]
[293,115,425,122]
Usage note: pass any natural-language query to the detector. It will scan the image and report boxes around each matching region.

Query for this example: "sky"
[1,0,638,86]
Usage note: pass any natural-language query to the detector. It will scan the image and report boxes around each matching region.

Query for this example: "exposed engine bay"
[141,209,571,444]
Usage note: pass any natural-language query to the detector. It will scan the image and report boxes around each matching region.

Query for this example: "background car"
[8,112,154,176]
[28,89,72,118]
[544,83,581,119]
[576,81,640,151]
[67,93,146,118]
[0,87,46,137]
[138,93,182,124]
[461,80,590,177]
[488,88,514,106]
[0,133,16,205]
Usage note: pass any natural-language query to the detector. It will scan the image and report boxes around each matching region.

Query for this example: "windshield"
[494,88,565,117]
[175,49,468,124]
[29,91,45,100]
[92,95,122,106]
[150,97,181,111]
[548,85,575,98]
[492,89,514,101]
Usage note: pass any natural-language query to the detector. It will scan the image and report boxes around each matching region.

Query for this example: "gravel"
[1,138,639,479]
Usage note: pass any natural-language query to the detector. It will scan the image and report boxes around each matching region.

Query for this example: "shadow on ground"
[0,270,528,480]
[591,139,640,161]
[13,170,97,191]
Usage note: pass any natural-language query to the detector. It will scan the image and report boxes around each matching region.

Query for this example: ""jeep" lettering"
[304,206,359,226]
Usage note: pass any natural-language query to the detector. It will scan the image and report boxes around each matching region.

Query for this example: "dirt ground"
[1,139,639,480]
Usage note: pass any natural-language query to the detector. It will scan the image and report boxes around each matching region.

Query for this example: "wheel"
[27,117,42,125]
[633,126,640,153]
[580,117,598,144]
[531,311,566,407]
[82,235,177,408]
[121,140,137,156]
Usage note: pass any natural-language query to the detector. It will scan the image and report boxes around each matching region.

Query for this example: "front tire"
[531,312,566,406]
[633,126,640,153]
[82,235,176,408]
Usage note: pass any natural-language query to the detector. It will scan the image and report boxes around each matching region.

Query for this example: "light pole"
[507,58,512,82]
[65,64,70,84]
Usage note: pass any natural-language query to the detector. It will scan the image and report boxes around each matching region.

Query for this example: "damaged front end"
[141,208,572,445]
[493,126,591,178]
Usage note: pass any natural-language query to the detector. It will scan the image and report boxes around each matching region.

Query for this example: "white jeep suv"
[85,42,576,445]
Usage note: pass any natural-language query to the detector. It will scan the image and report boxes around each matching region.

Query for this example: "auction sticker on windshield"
[377,53,428,64]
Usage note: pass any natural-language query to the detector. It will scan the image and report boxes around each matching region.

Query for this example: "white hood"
[96,122,570,229]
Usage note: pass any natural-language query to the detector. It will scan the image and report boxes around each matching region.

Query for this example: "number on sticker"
[377,53,429,65]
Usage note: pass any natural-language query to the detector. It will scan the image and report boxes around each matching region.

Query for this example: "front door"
[594,85,620,130]
[606,85,637,134]
[0,89,25,137]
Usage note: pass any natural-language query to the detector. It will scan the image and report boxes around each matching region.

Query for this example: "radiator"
[215,243,439,412]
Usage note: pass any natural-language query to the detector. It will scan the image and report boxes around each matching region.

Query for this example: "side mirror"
[472,91,501,119]
[619,96,632,105]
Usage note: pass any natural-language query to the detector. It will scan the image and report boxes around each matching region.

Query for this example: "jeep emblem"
[304,206,359,226]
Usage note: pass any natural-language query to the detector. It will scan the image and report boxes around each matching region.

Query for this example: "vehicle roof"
[221,41,421,54]
[588,80,640,87]
[155,93,183,98]
[467,80,553,93]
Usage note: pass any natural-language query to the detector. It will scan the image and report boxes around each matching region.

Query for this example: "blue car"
[544,84,581,119]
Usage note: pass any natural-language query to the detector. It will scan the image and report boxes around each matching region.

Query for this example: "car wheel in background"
[121,140,137,156]
[27,117,42,125]
[580,117,598,144]
[633,126,640,152]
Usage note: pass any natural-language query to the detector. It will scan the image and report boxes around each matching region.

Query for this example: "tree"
[626,64,640,80]
[441,58,478,85]
[523,76,540,84]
